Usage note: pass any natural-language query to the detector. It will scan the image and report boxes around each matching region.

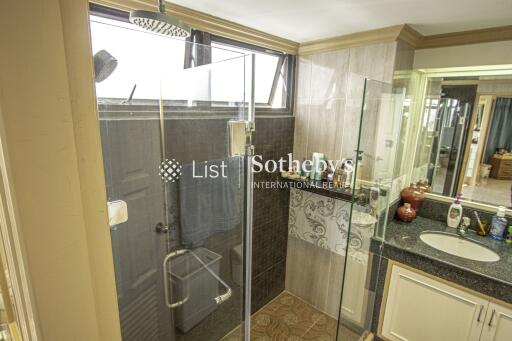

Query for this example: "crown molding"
[396,24,423,48]
[417,25,512,49]
[298,24,512,55]
[92,1,512,56]
[298,25,405,55]
[90,0,300,54]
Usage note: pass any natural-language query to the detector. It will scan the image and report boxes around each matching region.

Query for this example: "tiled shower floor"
[222,291,363,341]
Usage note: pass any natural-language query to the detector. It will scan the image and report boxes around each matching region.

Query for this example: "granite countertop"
[384,217,512,286]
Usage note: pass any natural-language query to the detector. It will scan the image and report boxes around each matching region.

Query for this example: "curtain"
[484,97,512,163]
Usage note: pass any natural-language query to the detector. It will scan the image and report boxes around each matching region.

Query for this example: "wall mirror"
[407,68,512,210]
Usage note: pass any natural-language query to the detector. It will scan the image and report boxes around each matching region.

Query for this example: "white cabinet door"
[480,302,512,341]
[381,265,488,341]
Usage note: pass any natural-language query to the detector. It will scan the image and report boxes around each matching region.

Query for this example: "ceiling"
[170,0,512,43]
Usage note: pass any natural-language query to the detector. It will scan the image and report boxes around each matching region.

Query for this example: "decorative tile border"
[288,188,377,260]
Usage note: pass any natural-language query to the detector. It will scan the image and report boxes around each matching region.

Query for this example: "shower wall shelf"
[280,176,355,202]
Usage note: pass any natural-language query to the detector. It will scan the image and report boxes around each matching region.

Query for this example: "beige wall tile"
[296,55,313,101]
[326,252,345,317]
[340,101,364,160]
[332,99,346,161]
[394,41,415,72]
[285,236,331,310]
[293,102,311,161]
[364,43,388,81]
[306,99,343,160]
[310,49,350,101]
[383,42,399,81]
[287,40,402,329]
[348,42,397,83]
[293,41,399,163]
[346,45,367,79]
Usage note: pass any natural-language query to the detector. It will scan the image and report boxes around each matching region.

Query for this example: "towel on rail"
[179,156,243,247]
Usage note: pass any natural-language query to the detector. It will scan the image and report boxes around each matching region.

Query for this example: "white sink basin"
[420,232,500,262]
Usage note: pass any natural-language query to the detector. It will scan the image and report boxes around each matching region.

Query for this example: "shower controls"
[155,222,169,233]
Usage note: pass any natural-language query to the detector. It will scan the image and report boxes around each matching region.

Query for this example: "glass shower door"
[159,51,254,341]
[91,16,254,341]
[336,78,405,341]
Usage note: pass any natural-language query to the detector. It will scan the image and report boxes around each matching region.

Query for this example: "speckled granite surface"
[376,216,512,303]
[417,198,496,232]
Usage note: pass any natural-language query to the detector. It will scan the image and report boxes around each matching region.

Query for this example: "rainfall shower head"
[129,0,191,37]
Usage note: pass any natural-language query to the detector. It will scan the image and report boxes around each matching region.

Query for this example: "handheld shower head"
[129,0,191,37]
[93,49,118,83]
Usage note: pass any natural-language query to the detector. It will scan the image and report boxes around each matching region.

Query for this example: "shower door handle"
[163,249,190,308]
[155,222,169,234]
[162,248,233,309]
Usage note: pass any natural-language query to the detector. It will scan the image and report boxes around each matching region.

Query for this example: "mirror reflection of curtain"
[484,98,512,163]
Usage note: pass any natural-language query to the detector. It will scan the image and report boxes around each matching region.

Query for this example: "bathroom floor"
[462,178,512,208]
[222,291,363,341]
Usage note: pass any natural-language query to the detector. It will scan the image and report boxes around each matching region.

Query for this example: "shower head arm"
[158,0,165,13]
[130,0,191,37]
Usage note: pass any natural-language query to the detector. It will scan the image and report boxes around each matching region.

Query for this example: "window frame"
[89,3,295,116]
[209,35,296,115]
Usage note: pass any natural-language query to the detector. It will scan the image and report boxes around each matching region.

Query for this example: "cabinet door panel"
[481,302,512,341]
[381,265,488,341]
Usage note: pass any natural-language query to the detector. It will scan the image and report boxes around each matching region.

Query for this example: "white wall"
[413,41,512,69]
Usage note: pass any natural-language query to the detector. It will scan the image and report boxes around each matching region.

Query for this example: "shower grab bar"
[163,248,232,309]
[163,249,190,308]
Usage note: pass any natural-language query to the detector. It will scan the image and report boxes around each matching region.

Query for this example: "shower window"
[211,41,290,109]
[90,4,295,113]
[90,14,188,101]
[210,37,294,111]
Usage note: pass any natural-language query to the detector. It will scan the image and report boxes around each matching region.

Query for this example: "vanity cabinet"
[381,265,487,341]
[480,303,512,341]
[381,264,512,341]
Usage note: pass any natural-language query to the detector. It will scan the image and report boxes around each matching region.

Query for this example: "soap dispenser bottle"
[490,206,508,241]
[447,194,463,228]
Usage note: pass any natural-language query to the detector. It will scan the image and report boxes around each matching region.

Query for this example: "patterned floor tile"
[221,291,364,341]
[251,295,312,339]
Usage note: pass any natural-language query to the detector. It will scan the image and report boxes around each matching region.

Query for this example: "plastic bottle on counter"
[490,206,508,241]
[505,226,512,245]
[447,194,463,228]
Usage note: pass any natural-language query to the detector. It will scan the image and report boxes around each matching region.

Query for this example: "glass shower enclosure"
[91,15,254,341]
[337,78,406,341]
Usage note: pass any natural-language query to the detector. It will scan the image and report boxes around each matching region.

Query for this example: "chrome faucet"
[458,217,471,237]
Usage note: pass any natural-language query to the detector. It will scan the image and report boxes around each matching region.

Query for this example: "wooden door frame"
[457,93,512,193]
[0,104,40,340]
[457,95,493,191]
